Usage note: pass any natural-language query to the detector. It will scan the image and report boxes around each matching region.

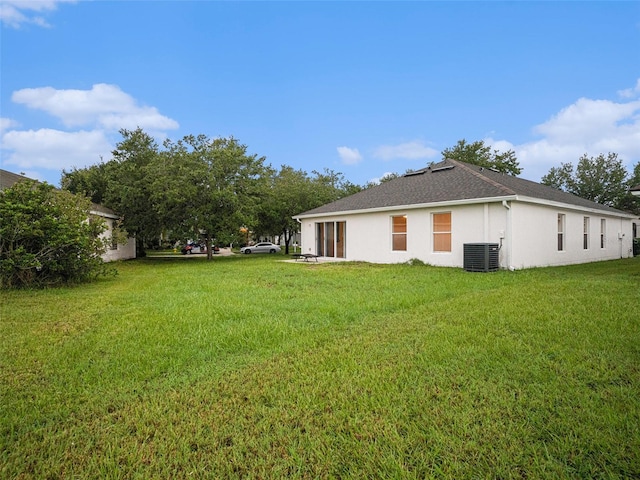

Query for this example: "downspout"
[502,200,513,270]
[295,218,303,254]
[619,218,626,259]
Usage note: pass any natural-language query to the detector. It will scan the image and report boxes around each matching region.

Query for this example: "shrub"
[406,258,427,266]
[0,180,112,288]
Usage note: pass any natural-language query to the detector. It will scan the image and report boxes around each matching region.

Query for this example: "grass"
[1,254,639,478]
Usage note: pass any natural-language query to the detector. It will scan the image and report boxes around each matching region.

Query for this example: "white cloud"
[618,79,640,99]
[337,146,363,165]
[1,83,179,176]
[2,129,112,171]
[12,84,179,131]
[485,82,640,181]
[0,117,20,135]
[373,140,438,161]
[368,171,396,185]
[0,0,76,28]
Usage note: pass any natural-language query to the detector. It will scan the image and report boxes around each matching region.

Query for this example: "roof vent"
[431,165,455,173]
[404,169,427,177]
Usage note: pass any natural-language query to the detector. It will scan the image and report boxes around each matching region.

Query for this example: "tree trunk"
[136,236,146,258]
[205,233,213,261]
[283,229,292,254]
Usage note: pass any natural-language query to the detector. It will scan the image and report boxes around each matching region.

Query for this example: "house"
[294,159,636,270]
[87,202,136,262]
[0,169,135,262]
[632,185,640,240]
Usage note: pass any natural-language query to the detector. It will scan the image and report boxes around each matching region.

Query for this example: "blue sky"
[1,1,639,188]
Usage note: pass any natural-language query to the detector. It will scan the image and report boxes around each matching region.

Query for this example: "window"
[557,214,565,251]
[600,219,606,249]
[583,217,590,250]
[392,215,407,251]
[433,212,451,252]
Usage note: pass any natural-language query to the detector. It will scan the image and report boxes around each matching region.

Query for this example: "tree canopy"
[0,180,110,288]
[541,153,638,213]
[152,134,268,259]
[62,128,360,258]
[254,167,362,254]
[442,139,522,176]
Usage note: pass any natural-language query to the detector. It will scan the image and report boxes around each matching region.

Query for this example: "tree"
[628,161,640,191]
[541,153,630,209]
[616,161,640,215]
[0,180,110,288]
[105,128,163,256]
[253,167,362,254]
[154,135,268,260]
[61,130,161,256]
[310,168,359,204]
[254,166,314,254]
[61,160,111,205]
[442,139,522,175]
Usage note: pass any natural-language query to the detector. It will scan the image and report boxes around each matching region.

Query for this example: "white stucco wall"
[509,202,634,269]
[101,236,136,262]
[93,212,137,262]
[299,202,508,267]
[298,199,634,269]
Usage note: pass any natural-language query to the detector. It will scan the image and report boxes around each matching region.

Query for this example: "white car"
[240,242,281,254]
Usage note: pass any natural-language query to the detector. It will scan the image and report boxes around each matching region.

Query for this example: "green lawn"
[2,255,639,478]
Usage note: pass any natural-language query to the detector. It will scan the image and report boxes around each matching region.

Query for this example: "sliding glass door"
[315,221,346,258]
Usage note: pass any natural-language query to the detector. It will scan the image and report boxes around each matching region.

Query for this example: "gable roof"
[296,159,632,218]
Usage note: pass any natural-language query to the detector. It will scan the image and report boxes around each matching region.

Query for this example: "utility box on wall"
[463,243,500,272]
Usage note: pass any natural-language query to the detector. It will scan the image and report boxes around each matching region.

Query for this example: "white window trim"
[432,211,452,254]
[557,213,566,252]
[391,215,407,252]
[583,216,590,250]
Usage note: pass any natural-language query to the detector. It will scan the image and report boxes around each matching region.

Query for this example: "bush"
[406,258,427,266]
[0,180,112,288]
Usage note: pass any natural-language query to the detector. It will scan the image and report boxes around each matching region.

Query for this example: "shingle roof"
[296,159,630,217]
[0,169,31,190]
[0,169,117,216]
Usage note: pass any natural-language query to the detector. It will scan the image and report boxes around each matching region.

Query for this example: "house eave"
[294,194,637,220]
[515,196,637,218]
[294,195,518,220]
[90,209,120,220]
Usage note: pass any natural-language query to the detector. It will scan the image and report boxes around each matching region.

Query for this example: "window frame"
[391,215,407,251]
[583,216,590,250]
[432,211,452,253]
[557,213,566,251]
[600,218,606,249]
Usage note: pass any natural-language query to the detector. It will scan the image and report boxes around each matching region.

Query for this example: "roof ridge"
[447,159,517,196]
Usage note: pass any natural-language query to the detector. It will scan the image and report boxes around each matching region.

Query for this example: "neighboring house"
[0,169,135,262]
[89,202,136,262]
[294,159,636,270]
[632,185,640,239]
